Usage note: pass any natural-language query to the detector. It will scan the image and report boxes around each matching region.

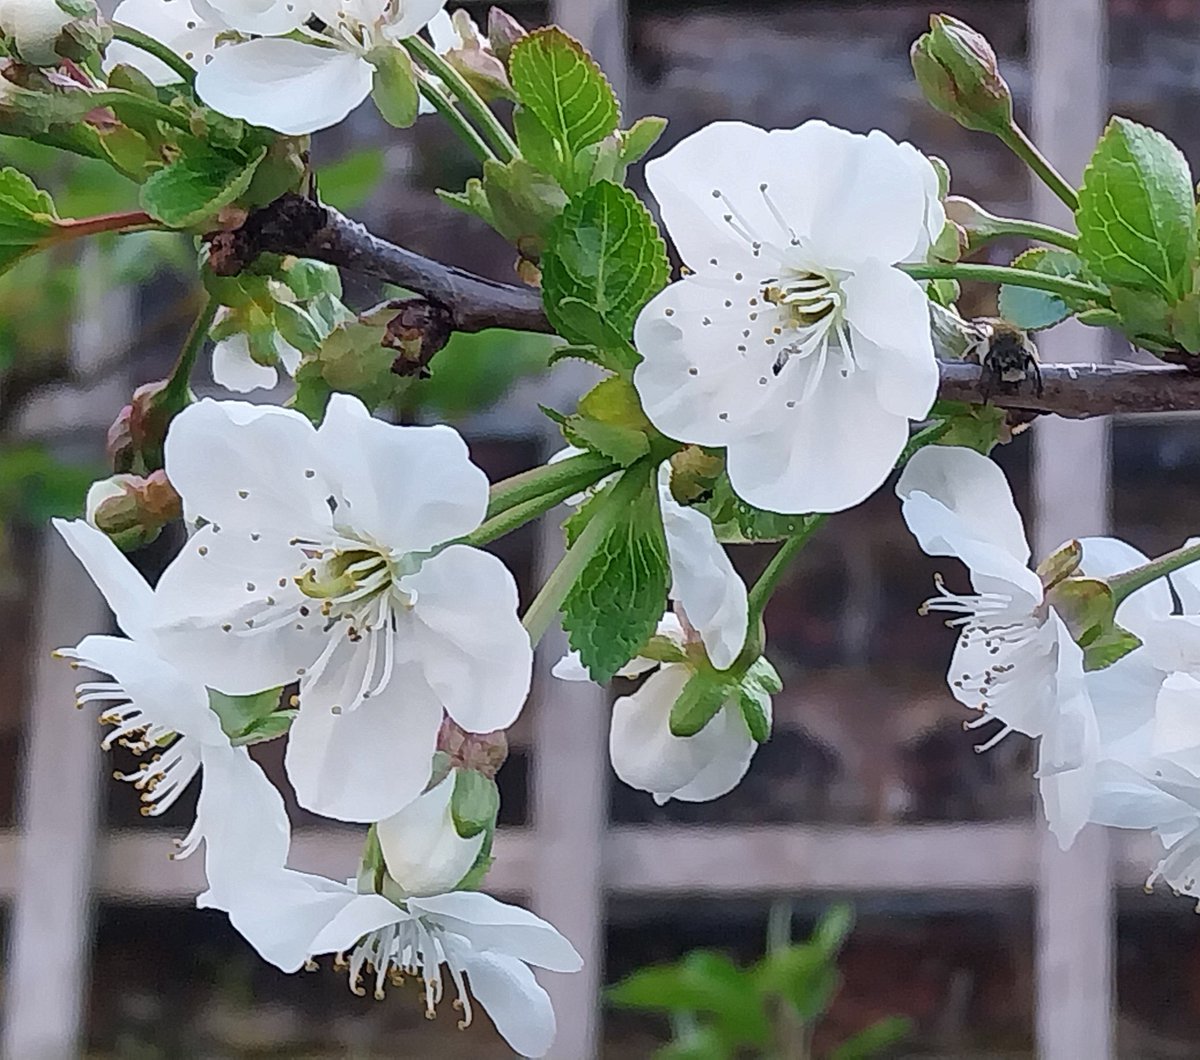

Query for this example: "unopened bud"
[86,470,181,550]
[668,446,723,506]
[107,378,185,474]
[945,195,1007,251]
[911,14,1014,136]
[437,716,508,778]
[0,0,105,66]
[443,10,512,100]
[487,6,526,63]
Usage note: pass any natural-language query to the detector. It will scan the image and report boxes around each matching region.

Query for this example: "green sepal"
[1047,573,1143,671]
[669,669,730,738]
[207,687,285,742]
[371,45,421,128]
[273,301,324,355]
[450,768,500,839]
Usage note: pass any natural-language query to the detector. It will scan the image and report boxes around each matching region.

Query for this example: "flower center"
[328,915,477,1031]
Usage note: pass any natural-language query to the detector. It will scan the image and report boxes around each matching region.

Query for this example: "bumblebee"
[966,318,1042,403]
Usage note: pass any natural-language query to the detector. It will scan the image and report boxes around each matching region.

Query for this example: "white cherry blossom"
[633,119,943,515]
[375,772,485,897]
[199,796,581,1058]
[151,394,532,823]
[51,519,287,879]
[210,325,302,394]
[104,0,225,85]
[194,0,445,135]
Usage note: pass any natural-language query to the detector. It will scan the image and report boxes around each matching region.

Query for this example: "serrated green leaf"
[1076,117,1196,301]
[512,104,565,179]
[562,462,671,683]
[139,146,266,229]
[998,247,1089,330]
[509,27,619,159]
[670,670,730,738]
[619,115,668,166]
[542,180,669,369]
[451,768,499,839]
[0,166,58,273]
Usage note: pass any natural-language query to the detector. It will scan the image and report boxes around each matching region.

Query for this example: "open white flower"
[557,613,766,804]
[194,0,445,134]
[52,519,287,878]
[104,0,225,85]
[899,445,1104,848]
[375,772,484,897]
[151,394,532,823]
[199,795,581,1058]
[633,119,943,515]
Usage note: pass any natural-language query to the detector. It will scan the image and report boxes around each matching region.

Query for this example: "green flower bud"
[486,6,526,64]
[911,14,1014,136]
[86,470,181,550]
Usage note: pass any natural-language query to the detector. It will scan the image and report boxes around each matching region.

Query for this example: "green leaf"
[560,375,654,466]
[618,115,668,166]
[542,180,670,370]
[1169,292,1200,353]
[756,943,840,1021]
[207,688,284,741]
[812,902,854,958]
[831,1016,913,1060]
[273,302,323,355]
[512,104,566,180]
[930,401,1009,455]
[0,167,58,273]
[697,474,814,543]
[669,670,731,738]
[315,148,385,212]
[139,146,266,229]
[371,46,420,128]
[998,247,1089,330]
[1075,117,1196,301]
[562,462,671,683]
[508,27,619,160]
[451,768,500,839]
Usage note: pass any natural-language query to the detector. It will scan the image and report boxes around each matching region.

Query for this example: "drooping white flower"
[51,519,288,878]
[899,445,1118,848]
[210,327,302,394]
[556,613,765,805]
[375,772,484,897]
[194,0,445,135]
[633,119,943,515]
[151,394,532,823]
[199,795,581,1058]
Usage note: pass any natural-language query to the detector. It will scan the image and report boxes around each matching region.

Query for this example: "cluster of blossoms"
[14,0,1200,1047]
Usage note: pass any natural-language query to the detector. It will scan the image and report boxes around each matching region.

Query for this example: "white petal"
[1141,615,1200,676]
[195,39,373,136]
[1087,646,1162,765]
[724,366,912,514]
[191,0,311,34]
[454,947,558,1058]
[317,394,488,551]
[841,261,938,420]
[1079,536,1171,639]
[53,518,154,640]
[408,892,583,972]
[151,525,325,695]
[285,654,444,822]
[195,745,290,887]
[609,665,748,801]
[274,333,302,376]
[664,704,758,804]
[425,7,454,50]
[376,773,485,897]
[69,633,225,745]
[384,0,445,38]
[105,0,219,84]
[897,445,1032,568]
[308,893,407,956]
[1153,673,1200,775]
[211,333,280,393]
[1172,537,1200,614]
[164,398,332,535]
[551,651,592,682]
[1090,759,1192,830]
[660,480,747,670]
[199,867,359,971]
[400,545,532,733]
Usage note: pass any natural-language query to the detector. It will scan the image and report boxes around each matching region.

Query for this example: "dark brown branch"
[938,361,1200,418]
[210,194,552,335]
[218,196,1200,420]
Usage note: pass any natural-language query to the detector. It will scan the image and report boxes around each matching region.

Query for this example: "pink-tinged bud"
[86,470,181,550]
[911,15,1014,136]
[437,716,508,778]
[107,378,182,474]
[487,6,527,63]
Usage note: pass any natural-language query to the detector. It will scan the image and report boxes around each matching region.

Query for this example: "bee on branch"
[965,318,1043,403]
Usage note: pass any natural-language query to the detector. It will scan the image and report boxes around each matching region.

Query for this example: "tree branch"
[216,196,1200,420]
[938,361,1200,418]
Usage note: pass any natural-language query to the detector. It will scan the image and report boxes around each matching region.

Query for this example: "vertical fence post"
[1028,1,1114,1056]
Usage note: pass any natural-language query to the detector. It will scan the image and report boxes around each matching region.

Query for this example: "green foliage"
[541,180,670,372]
[998,247,1092,330]
[929,401,1009,455]
[1076,118,1196,303]
[668,656,778,740]
[553,375,654,467]
[450,768,500,839]
[508,27,620,173]
[0,166,58,273]
[140,145,267,229]
[561,461,671,683]
[610,904,910,1060]
[697,474,815,543]
[315,148,386,212]
[208,688,285,743]
[0,445,97,523]
[1048,576,1142,671]
[371,46,421,128]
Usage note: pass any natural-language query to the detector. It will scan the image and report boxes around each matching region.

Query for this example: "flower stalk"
[1109,539,1200,606]
[902,261,1107,304]
[162,295,218,410]
[110,21,196,84]
[415,74,496,163]
[486,449,617,520]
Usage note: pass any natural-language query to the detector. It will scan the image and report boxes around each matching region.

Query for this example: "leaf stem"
[747,517,824,627]
[979,216,1079,251]
[110,24,196,86]
[163,294,218,409]
[403,35,519,162]
[486,450,617,520]
[902,261,1108,304]
[1108,539,1200,606]
[48,210,160,244]
[466,480,589,549]
[521,461,652,646]
[415,74,495,163]
[998,125,1080,213]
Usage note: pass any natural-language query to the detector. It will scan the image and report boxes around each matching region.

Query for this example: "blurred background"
[3,0,1200,1056]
